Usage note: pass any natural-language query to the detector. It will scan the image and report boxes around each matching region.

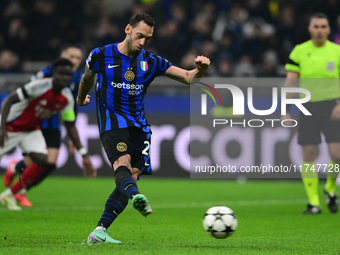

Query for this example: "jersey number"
[142,141,150,156]
[142,141,150,166]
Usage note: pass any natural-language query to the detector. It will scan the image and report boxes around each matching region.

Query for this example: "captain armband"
[61,109,75,122]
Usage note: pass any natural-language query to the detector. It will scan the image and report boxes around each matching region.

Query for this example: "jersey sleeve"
[86,48,101,73]
[30,65,52,81]
[155,55,173,75]
[61,88,76,121]
[285,45,300,73]
[16,79,52,101]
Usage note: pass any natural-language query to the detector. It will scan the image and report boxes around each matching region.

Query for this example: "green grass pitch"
[0,176,339,254]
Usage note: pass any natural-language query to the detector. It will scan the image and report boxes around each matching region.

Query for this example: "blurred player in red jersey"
[0,58,91,210]
[3,45,96,207]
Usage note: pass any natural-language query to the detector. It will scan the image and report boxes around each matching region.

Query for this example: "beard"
[127,34,141,55]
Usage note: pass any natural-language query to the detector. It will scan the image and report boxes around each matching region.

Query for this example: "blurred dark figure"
[29,0,60,60]
[0,49,21,73]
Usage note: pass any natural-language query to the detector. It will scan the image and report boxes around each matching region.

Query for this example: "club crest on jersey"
[327,62,335,72]
[140,61,148,71]
[116,142,127,152]
[125,68,135,81]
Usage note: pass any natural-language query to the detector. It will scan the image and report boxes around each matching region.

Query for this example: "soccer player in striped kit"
[77,13,210,244]
[0,58,87,210]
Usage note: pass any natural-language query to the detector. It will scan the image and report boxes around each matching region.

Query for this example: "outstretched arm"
[165,55,210,85]
[76,65,97,106]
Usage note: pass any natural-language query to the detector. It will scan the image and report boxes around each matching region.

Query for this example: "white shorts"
[0,130,47,158]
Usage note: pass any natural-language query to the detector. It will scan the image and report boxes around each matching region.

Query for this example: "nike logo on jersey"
[108,64,120,68]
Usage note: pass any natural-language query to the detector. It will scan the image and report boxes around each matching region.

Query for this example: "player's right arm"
[282,45,301,121]
[284,71,300,95]
[284,44,300,96]
[77,65,96,106]
[77,50,99,107]
[281,71,299,121]
[0,92,20,147]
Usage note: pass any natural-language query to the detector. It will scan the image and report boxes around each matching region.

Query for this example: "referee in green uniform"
[284,13,340,214]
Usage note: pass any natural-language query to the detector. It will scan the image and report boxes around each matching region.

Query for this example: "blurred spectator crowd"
[1,0,340,77]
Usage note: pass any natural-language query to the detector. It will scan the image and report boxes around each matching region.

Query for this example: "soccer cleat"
[87,227,122,245]
[3,159,18,187]
[132,194,153,217]
[324,189,338,213]
[0,189,22,211]
[15,193,33,207]
[302,204,321,214]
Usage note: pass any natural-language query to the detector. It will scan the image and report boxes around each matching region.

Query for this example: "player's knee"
[131,168,141,181]
[29,153,49,167]
[36,160,50,168]
[45,163,56,173]
[113,154,131,171]
[302,146,317,162]
[23,156,33,166]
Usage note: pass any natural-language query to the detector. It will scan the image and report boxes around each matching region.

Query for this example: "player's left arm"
[63,118,96,177]
[331,73,340,121]
[62,90,96,177]
[165,55,210,85]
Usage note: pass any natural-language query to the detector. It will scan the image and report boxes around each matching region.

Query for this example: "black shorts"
[298,99,340,145]
[100,127,152,175]
[41,128,61,148]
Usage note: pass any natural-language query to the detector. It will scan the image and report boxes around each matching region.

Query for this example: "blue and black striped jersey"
[31,64,83,130]
[86,43,172,133]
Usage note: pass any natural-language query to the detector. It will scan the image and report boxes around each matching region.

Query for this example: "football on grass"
[202,206,238,239]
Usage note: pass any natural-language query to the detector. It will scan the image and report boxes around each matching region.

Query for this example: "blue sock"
[114,166,139,199]
[15,160,26,175]
[97,188,128,229]
[27,163,56,191]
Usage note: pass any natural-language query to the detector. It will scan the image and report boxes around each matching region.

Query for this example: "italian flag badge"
[140,61,148,71]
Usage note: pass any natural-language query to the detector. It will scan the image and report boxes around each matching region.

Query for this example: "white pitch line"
[152,199,307,209]
[0,199,307,212]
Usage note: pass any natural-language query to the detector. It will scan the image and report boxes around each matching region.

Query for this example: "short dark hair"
[61,43,83,53]
[310,13,329,25]
[51,58,73,72]
[129,13,155,28]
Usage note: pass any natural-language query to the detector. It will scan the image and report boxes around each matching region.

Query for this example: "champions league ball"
[202,206,238,239]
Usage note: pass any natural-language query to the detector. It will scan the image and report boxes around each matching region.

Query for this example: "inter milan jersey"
[86,43,172,133]
[6,78,74,132]
[31,64,83,129]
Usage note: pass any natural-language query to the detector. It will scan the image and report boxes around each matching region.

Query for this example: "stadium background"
[0,0,340,177]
